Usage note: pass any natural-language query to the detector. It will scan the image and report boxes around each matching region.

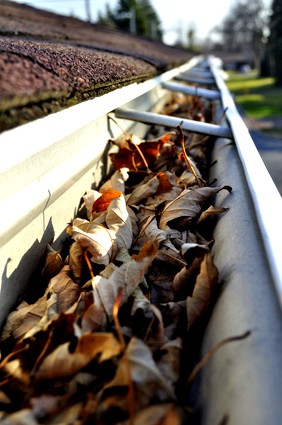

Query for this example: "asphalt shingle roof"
[0,0,192,132]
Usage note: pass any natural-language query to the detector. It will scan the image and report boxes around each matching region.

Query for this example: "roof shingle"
[0,0,191,131]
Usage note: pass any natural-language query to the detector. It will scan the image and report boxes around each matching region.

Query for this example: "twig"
[84,250,95,280]
[31,329,54,376]
[108,114,151,173]
[187,330,251,385]
[112,288,135,425]
[177,126,203,187]
[112,287,126,350]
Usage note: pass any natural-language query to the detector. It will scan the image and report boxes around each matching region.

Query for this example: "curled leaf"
[187,252,219,328]
[99,167,129,192]
[92,189,123,212]
[42,244,63,282]
[68,241,85,283]
[35,332,122,381]
[92,241,158,319]
[159,185,232,230]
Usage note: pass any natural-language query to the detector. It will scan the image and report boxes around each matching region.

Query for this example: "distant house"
[210,51,256,71]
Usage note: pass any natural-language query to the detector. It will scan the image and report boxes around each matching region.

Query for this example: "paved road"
[238,108,282,196]
[249,130,282,196]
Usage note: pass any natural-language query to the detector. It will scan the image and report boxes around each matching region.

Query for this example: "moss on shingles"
[0,73,154,133]
[0,1,191,132]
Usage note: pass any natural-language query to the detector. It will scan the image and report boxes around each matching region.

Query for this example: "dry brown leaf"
[159,185,232,229]
[106,194,136,250]
[126,174,161,206]
[35,332,122,381]
[130,287,165,350]
[66,222,113,265]
[180,242,210,265]
[187,252,219,328]
[42,402,84,425]
[172,258,202,301]
[109,132,143,149]
[158,301,187,340]
[48,265,81,313]
[156,338,182,389]
[136,216,167,248]
[67,195,134,265]
[0,391,11,405]
[82,189,102,220]
[81,302,108,333]
[197,204,229,224]
[42,244,63,282]
[177,169,198,188]
[0,297,47,342]
[144,172,182,206]
[92,189,123,212]
[120,403,185,425]
[110,132,173,171]
[99,167,129,192]
[92,241,158,319]
[0,409,38,425]
[30,393,69,421]
[68,241,85,283]
[156,171,174,193]
[98,337,175,415]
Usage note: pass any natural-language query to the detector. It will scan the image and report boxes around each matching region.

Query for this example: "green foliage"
[269,0,282,85]
[226,71,282,119]
[97,0,163,41]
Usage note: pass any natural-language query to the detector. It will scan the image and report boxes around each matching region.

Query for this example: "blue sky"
[13,0,272,45]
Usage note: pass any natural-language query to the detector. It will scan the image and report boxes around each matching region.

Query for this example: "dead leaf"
[180,242,210,265]
[187,252,219,328]
[97,337,175,418]
[159,185,232,230]
[82,189,102,220]
[67,195,134,265]
[135,216,167,248]
[156,338,182,389]
[99,167,129,192]
[119,403,185,425]
[0,409,38,425]
[92,189,123,212]
[0,297,47,342]
[92,241,158,319]
[197,204,229,224]
[110,132,173,171]
[126,174,161,206]
[42,244,63,282]
[68,241,85,284]
[35,332,122,381]
[130,287,165,350]
[48,265,81,314]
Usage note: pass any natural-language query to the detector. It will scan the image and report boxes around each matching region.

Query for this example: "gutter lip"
[0,57,200,174]
[0,57,202,248]
[208,56,282,309]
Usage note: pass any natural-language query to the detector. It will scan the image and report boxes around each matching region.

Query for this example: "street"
[250,129,282,196]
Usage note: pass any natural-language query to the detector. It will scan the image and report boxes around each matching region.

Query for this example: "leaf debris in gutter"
[0,91,235,424]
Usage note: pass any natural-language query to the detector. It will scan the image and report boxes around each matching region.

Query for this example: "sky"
[12,0,272,45]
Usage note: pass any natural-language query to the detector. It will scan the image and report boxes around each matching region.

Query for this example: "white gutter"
[208,56,282,308]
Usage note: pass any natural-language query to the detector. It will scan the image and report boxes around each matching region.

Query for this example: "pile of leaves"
[0,93,232,424]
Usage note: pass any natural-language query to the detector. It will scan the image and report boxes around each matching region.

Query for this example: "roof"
[0,0,192,132]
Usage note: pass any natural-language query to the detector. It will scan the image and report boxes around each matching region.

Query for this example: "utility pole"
[85,0,92,22]
[116,9,136,34]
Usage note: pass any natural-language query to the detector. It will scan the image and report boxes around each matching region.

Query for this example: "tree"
[268,0,282,85]
[214,0,268,70]
[97,0,163,41]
